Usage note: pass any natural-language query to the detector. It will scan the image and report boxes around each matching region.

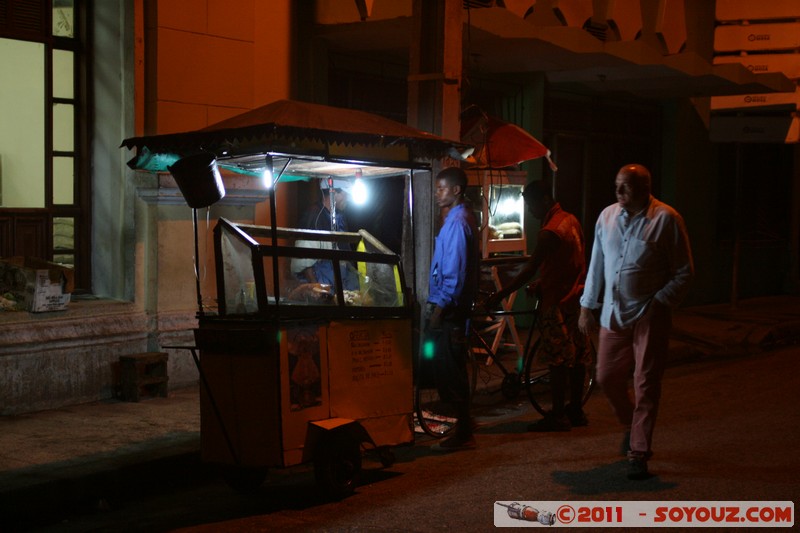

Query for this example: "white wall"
[91,0,137,300]
[0,38,45,208]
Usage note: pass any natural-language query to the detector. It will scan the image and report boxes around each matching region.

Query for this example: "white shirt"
[580,196,694,329]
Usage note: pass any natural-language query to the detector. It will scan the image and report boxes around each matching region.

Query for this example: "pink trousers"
[596,303,672,458]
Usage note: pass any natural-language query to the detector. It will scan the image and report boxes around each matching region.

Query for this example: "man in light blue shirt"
[426,166,479,451]
[579,163,693,480]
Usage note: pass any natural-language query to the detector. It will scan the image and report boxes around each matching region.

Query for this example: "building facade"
[1,0,798,414]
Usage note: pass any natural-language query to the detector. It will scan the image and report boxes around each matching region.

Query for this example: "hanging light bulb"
[352,168,368,206]
[262,166,273,188]
[496,195,523,217]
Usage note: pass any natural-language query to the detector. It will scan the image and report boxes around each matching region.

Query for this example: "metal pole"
[327,176,336,231]
[193,207,204,316]
[267,157,281,316]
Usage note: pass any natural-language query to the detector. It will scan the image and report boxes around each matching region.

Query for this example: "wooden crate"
[119,352,169,401]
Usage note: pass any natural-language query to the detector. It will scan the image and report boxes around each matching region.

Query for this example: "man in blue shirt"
[579,163,694,480]
[426,167,480,451]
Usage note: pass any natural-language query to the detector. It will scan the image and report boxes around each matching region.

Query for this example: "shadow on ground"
[552,460,678,495]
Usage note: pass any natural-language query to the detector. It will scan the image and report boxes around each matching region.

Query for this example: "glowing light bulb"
[496,196,523,216]
[352,169,368,205]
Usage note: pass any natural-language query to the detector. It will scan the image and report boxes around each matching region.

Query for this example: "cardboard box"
[0,257,74,312]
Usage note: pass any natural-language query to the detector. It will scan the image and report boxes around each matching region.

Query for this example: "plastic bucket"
[167,153,226,208]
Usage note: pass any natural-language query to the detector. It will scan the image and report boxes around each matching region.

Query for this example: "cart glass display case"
[486,183,524,240]
[214,218,408,318]
[466,170,527,257]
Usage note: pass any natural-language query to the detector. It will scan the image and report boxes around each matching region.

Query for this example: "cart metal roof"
[121,99,470,180]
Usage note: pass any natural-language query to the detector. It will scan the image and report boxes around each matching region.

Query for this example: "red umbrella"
[460,107,557,171]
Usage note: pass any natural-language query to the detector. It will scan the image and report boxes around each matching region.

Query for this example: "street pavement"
[1,295,799,531]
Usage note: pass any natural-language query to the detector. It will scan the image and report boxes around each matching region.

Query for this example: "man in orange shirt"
[489,181,590,431]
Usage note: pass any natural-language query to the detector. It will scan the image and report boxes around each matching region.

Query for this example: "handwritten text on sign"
[349,329,395,383]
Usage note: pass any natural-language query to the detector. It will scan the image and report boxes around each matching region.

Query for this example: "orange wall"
[142,0,291,135]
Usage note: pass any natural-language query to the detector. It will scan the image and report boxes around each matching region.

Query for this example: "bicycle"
[415,293,596,438]
[521,304,597,418]
[413,289,516,437]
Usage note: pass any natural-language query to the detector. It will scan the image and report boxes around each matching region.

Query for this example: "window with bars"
[0,0,88,289]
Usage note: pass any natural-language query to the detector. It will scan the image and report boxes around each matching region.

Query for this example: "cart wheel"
[378,448,396,468]
[221,466,268,493]
[501,372,521,399]
[314,434,362,500]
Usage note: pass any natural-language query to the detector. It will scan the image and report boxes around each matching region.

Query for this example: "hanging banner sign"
[709,115,799,143]
[711,88,800,111]
[714,22,800,52]
[716,0,800,23]
[713,53,800,80]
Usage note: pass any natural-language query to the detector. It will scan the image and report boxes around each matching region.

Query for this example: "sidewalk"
[0,387,203,531]
[668,295,800,361]
[1,295,799,530]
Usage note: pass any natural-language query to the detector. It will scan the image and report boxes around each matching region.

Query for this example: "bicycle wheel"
[469,322,522,396]
[524,339,596,417]
[415,343,478,438]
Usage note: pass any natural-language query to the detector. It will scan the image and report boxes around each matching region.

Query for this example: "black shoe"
[431,433,476,452]
[566,404,588,427]
[528,413,571,432]
[620,431,631,456]
[627,456,650,480]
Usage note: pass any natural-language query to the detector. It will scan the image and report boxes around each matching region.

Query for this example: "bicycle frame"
[468,297,542,400]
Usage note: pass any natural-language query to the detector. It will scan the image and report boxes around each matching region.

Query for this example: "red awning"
[460,108,556,170]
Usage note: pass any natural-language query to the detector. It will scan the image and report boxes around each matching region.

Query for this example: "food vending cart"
[196,218,413,498]
[121,99,471,497]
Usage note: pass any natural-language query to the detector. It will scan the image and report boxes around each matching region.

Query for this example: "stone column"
[405,0,463,307]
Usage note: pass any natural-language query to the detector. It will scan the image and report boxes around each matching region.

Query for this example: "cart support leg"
[189,347,241,466]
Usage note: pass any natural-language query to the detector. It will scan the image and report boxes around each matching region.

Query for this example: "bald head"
[615,164,651,214]
[619,164,651,190]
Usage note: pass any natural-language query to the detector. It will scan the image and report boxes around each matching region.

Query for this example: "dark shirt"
[297,202,358,290]
[538,202,586,307]
[299,201,348,234]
